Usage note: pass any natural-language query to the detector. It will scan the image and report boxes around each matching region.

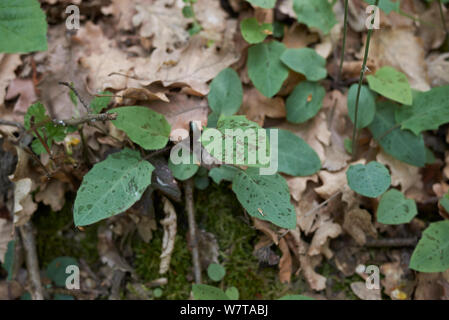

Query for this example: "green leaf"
[363,0,400,14]
[182,5,194,18]
[188,22,202,36]
[248,41,289,98]
[232,168,296,229]
[278,295,315,300]
[209,165,238,184]
[368,101,426,167]
[395,85,449,135]
[46,256,78,287]
[347,84,376,129]
[377,189,417,225]
[201,115,269,168]
[53,294,75,300]
[409,220,449,272]
[440,193,449,213]
[273,129,321,176]
[3,240,15,281]
[208,68,243,116]
[168,152,199,181]
[0,0,48,53]
[286,81,325,124]
[280,48,327,81]
[346,161,391,198]
[225,287,239,300]
[90,91,112,114]
[246,0,276,9]
[367,66,413,105]
[73,149,154,226]
[207,263,226,282]
[293,0,337,35]
[192,284,230,300]
[110,106,171,150]
[240,18,273,44]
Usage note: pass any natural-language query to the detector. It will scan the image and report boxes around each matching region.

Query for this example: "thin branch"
[20,221,44,300]
[54,113,117,127]
[58,81,90,112]
[351,0,379,160]
[0,119,25,131]
[185,179,202,284]
[338,0,349,83]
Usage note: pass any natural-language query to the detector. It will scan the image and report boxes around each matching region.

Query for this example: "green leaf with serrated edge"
[201,115,270,168]
[46,256,78,287]
[3,240,15,281]
[395,85,449,135]
[272,129,321,176]
[0,0,48,53]
[209,165,238,184]
[280,48,327,81]
[377,189,417,225]
[367,66,413,105]
[240,18,273,44]
[286,81,325,124]
[278,295,315,300]
[225,287,239,300]
[90,91,112,114]
[409,220,449,272]
[368,101,426,167]
[208,68,243,116]
[293,0,337,35]
[246,0,276,9]
[110,106,171,150]
[207,263,226,282]
[232,168,296,229]
[364,0,400,14]
[347,84,376,129]
[248,41,289,98]
[192,284,230,300]
[346,161,391,198]
[168,151,199,181]
[73,149,154,226]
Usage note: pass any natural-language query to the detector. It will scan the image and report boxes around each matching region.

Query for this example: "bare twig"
[185,179,202,284]
[58,81,90,112]
[19,221,44,300]
[0,119,25,131]
[53,113,117,127]
[305,192,342,217]
[366,237,418,248]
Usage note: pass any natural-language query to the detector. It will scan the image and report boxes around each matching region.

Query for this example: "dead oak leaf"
[240,88,285,126]
[0,54,21,107]
[343,207,377,246]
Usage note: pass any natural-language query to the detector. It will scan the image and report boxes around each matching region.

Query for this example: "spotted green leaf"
[367,66,412,105]
[246,0,276,9]
[46,256,78,287]
[409,220,449,272]
[110,106,171,150]
[209,165,238,184]
[286,81,325,124]
[280,48,327,81]
[347,84,376,129]
[240,18,272,44]
[248,41,289,98]
[368,101,426,167]
[273,129,321,176]
[377,189,417,225]
[395,85,449,135]
[208,68,243,116]
[192,284,230,300]
[73,149,154,226]
[293,0,337,35]
[346,161,391,198]
[232,168,296,229]
[168,151,199,181]
[0,0,48,53]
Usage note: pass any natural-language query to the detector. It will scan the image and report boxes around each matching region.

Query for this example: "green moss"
[33,195,99,268]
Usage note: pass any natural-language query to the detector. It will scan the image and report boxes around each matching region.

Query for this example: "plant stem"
[338,0,349,82]
[351,0,379,160]
[185,179,202,284]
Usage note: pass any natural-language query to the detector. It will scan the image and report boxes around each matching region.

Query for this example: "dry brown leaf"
[414,273,446,300]
[0,54,21,107]
[308,219,342,257]
[282,23,318,49]
[369,28,430,91]
[350,281,382,300]
[13,178,37,227]
[119,87,169,104]
[381,261,415,300]
[426,53,449,87]
[285,174,318,202]
[240,88,285,126]
[343,207,377,246]
[253,218,279,245]
[0,218,13,264]
[5,79,37,114]
[278,237,292,284]
[294,189,320,235]
[299,253,326,291]
[35,180,67,212]
[159,197,177,274]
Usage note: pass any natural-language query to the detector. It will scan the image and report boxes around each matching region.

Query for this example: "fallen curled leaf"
[278,237,292,284]
[308,219,341,257]
[35,179,67,212]
[5,79,37,114]
[159,197,177,274]
[13,178,37,227]
[343,207,377,246]
[0,54,21,108]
